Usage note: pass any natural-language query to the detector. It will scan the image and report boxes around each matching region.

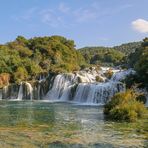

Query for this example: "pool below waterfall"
[0,101,147,147]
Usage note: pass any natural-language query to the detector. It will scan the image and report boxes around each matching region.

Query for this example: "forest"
[0,35,147,89]
[0,36,85,86]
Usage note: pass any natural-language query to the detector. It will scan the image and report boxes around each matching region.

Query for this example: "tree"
[13,67,28,83]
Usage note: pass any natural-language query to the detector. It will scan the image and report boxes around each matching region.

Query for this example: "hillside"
[78,41,141,66]
[114,41,142,55]
[127,38,148,87]
[0,35,85,85]
[78,47,125,66]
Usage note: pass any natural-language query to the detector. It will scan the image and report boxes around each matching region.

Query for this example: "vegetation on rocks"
[126,38,148,88]
[104,70,113,79]
[104,90,147,122]
[95,76,104,82]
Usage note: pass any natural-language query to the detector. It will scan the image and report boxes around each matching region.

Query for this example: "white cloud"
[39,9,63,27]
[73,2,132,23]
[132,19,148,33]
[59,3,70,13]
[13,7,38,21]
[11,2,134,28]
[74,8,97,23]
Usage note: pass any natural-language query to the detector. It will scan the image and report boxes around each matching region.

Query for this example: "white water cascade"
[0,67,141,104]
[25,82,33,100]
[44,67,130,104]
[111,69,136,81]
[17,82,23,100]
[45,74,77,101]
[73,82,124,105]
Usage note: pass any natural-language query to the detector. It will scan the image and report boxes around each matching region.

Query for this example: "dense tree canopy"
[124,38,148,88]
[0,35,85,83]
[78,47,125,66]
[114,42,141,55]
[0,35,146,87]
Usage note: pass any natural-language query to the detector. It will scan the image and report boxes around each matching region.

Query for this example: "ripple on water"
[0,101,147,147]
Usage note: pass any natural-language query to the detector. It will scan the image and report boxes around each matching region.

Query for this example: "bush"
[136,94,147,104]
[104,90,147,122]
[95,76,104,82]
[104,69,113,79]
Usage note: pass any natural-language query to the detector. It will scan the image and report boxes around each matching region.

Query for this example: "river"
[0,101,147,147]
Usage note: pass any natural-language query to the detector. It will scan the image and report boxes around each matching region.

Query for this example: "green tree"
[13,67,28,83]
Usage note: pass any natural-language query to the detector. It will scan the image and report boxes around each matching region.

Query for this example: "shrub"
[104,69,113,79]
[104,90,147,122]
[95,76,104,82]
[136,94,147,104]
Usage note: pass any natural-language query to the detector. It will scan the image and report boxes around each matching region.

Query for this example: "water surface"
[0,101,147,148]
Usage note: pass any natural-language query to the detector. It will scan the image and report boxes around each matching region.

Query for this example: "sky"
[0,0,148,48]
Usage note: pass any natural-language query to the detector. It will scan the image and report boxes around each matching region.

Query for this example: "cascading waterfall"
[0,89,2,100]
[111,69,136,81]
[25,82,33,100]
[0,67,142,105]
[73,82,125,104]
[44,67,129,104]
[45,74,77,101]
[2,85,9,99]
[17,82,23,100]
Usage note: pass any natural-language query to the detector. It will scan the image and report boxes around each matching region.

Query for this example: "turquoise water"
[0,101,147,148]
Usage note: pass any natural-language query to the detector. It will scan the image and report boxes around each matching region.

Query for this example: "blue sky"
[0,0,148,48]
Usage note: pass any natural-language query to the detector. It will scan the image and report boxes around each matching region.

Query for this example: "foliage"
[78,47,125,66]
[13,67,28,83]
[104,70,113,79]
[136,94,147,104]
[95,76,104,82]
[127,38,148,88]
[79,41,141,66]
[114,42,141,55]
[0,35,86,84]
[104,90,147,122]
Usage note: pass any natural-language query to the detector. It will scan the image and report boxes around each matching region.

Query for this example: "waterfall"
[37,84,41,100]
[2,85,9,99]
[25,82,33,100]
[0,89,2,100]
[0,67,141,105]
[17,82,23,100]
[44,67,127,104]
[44,74,76,101]
[146,96,148,107]
[73,82,125,104]
[111,69,136,81]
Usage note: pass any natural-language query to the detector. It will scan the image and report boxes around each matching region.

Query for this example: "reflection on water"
[0,101,147,147]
